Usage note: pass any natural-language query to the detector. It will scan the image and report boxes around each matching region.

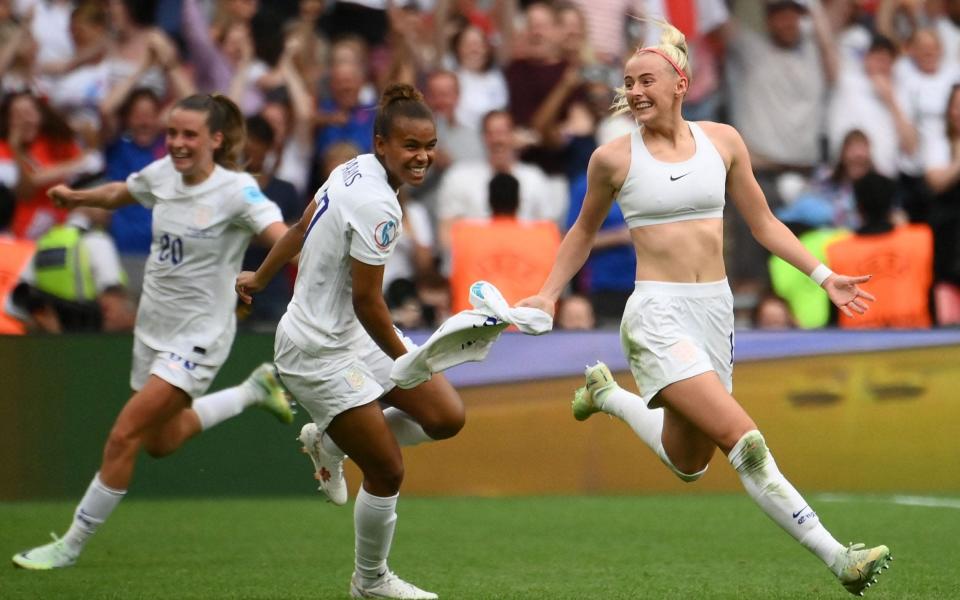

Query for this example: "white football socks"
[192,383,259,431]
[354,487,399,586]
[62,473,126,554]
[382,407,433,447]
[320,407,434,459]
[594,385,664,450]
[728,430,844,568]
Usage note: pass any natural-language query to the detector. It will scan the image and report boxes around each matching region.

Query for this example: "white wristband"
[810,264,833,287]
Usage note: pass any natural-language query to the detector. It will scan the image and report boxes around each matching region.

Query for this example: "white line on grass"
[816,493,960,510]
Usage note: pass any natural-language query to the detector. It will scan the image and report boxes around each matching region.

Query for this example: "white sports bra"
[616,121,727,228]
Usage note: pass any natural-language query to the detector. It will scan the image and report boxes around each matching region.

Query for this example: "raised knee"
[142,438,174,459]
[422,412,465,441]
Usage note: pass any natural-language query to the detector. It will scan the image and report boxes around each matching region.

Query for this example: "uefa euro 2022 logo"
[374,219,400,250]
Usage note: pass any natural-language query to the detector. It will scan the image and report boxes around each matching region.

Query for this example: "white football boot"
[246,363,295,424]
[832,542,893,596]
[350,570,438,599]
[298,423,348,505]
[12,534,78,570]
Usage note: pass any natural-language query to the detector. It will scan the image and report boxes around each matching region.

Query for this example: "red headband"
[637,47,688,83]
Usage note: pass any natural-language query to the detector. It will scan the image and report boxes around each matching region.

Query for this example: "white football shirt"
[280,154,402,357]
[126,156,282,365]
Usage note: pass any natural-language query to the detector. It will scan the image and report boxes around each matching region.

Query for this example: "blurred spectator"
[446,24,509,132]
[769,194,849,329]
[45,2,111,136]
[0,91,95,239]
[640,0,731,122]
[922,83,960,325]
[827,35,916,181]
[725,0,838,295]
[448,172,560,312]
[319,0,391,49]
[240,114,302,327]
[0,10,42,95]
[102,0,168,97]
[384,189,436,292]
[935,0,960,72]
[569,0,645,66]
[385,277,426,330]
[381,0,436,87]
[101,88,167,297]
[827,171,934,328]
[556,292,595,330]
[259,36,317,197]
[210,0,261,37]
[806,129,876,230]
[507,1,592,182]
[892,27,958,223]
[318,139,361,183]
[504,2,571,130]
[751,292,796,330]
[417,271,451,328]
[0,184,34,334]
[411,69,484,218]
[182,0,271,116]
[283,0,329,94]
[314,60,376,158]
[28,0,74,80]
[13,207,135,333]
[436,110,562,262]
[566,170,635,328]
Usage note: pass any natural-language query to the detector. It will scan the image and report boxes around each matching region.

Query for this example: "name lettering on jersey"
[374,219,400,250]
[343,159,362,187]
[243,185,268,204]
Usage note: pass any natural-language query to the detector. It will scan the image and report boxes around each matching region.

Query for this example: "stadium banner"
[1,331,958,499]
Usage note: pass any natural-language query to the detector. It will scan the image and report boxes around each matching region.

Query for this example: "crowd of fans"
[0,0,957,334]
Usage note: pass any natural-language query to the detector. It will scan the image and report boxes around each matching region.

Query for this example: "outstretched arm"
[516,145,618,316]
[723,125,874,317]
[236,199,316,303]
[47,182,136,210]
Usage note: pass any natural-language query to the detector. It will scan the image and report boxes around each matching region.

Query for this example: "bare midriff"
[629,217,726,283]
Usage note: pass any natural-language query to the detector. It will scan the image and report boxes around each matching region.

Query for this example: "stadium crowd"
[0,0,956,334]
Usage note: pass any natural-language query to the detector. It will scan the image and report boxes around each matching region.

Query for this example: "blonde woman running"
[518,20,891,597]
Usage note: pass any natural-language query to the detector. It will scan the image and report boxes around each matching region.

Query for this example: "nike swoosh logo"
[670,172,692,181]
[792,505,808,518]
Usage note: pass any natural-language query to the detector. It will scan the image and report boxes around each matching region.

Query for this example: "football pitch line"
[816,493,960,510]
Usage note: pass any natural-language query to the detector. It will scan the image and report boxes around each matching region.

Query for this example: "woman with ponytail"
[236,83,458,600]
[14,94,295,570]
[518,20,892,597]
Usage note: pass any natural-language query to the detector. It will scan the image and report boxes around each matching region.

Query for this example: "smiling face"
[374,116,437,188]
[622,53,686,125]
[166,108,222,184]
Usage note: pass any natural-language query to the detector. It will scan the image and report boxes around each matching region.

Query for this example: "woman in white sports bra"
[518,18,891,597]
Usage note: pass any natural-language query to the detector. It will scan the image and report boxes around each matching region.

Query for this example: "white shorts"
[273,324,418,431]
[619,279,734,408]
[130,336,222,399]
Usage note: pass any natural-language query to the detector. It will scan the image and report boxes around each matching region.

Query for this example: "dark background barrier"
[3,331,959,500]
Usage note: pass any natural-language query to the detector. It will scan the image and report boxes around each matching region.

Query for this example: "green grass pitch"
[2,494,958,599]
